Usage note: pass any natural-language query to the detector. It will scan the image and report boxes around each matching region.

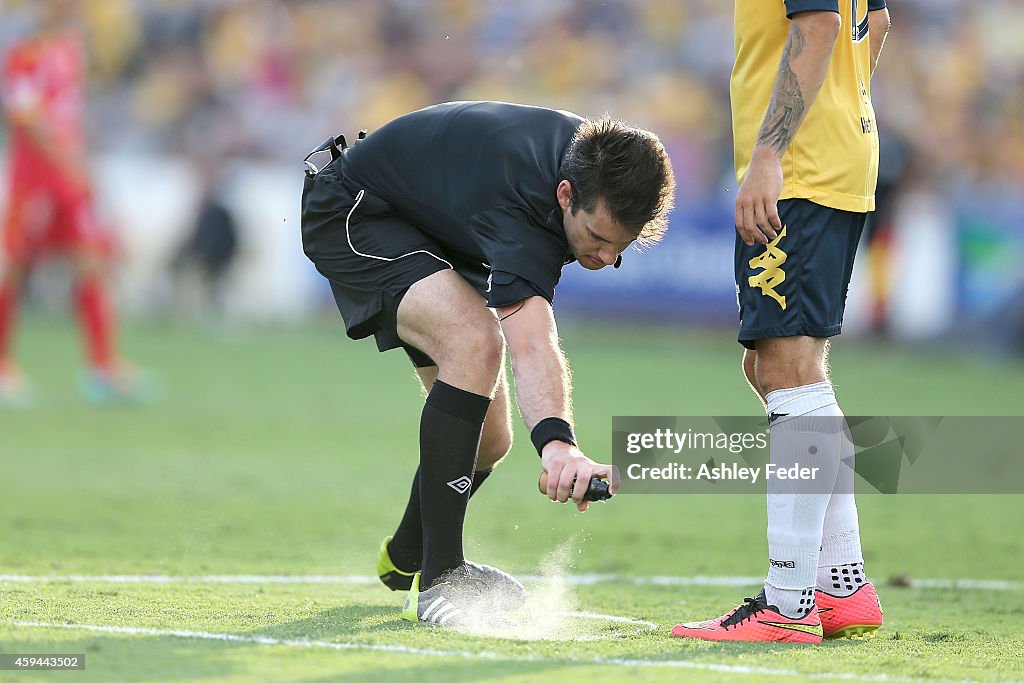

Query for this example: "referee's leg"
[385,362,512,575]
[415,364,513,470]
[394,269,505,587]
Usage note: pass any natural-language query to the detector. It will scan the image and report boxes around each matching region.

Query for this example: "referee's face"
[557,180,634,270]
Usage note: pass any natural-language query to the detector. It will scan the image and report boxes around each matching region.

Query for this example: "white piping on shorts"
[346,190,453,269]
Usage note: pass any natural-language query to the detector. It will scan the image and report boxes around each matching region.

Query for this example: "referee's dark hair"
[559,115,675,247]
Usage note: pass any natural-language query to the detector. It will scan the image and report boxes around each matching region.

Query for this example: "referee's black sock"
[388,467,493,574]
[388,470,425,573]
[417,380,490,588]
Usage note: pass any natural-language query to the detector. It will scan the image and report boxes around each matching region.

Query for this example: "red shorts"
[3,157,114,266]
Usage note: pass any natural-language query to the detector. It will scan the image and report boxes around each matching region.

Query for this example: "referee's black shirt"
[336,101,584,307]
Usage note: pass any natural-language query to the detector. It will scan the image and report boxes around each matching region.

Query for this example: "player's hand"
[539,441,618,512]
[735,146,784,246]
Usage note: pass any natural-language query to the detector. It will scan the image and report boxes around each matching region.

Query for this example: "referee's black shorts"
[735,198,866,350]
[301,159,483,366]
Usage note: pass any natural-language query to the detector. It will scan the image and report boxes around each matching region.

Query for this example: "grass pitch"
[1,315,1022,682]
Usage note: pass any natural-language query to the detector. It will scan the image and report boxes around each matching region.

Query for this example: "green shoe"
[401,562,525,628]
[401,572,424,622]
[377,536,417,591]
[402,567,482,627]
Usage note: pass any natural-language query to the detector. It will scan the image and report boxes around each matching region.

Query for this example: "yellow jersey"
[732,0,884,213]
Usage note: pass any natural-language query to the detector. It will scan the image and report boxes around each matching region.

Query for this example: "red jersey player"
[0,1,147,404]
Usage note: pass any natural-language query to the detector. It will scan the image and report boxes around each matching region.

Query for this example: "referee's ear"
[556,180,575,213]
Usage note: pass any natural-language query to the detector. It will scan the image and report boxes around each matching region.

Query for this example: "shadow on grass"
[275,603,408,637]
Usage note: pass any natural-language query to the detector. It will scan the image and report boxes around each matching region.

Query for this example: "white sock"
[763,381,843,619]
[817,562,867,596]
[817,412,866,595]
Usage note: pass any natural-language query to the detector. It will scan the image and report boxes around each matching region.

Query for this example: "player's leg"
[0,198,32,404]
[64,200,147,402]
[674,200,866,642]
[753,203,873,626]
[0,263,30,403]
[754,334,840,622]
[0,264,23,364]
[71,245,148,402]
[381,361,512,588]
[814,429,882,639]
[758,336,881,637]
[59,192,116,374]
[673,343,840,643]
[71,247,115,373]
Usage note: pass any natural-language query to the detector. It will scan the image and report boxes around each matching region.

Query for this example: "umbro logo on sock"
[446,476,473,494]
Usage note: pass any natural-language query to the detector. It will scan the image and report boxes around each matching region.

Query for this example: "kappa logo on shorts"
[446,476,473,494]
[747,226,788,310]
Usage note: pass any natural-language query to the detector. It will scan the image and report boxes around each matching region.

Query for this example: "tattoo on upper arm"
[757,23,807,154]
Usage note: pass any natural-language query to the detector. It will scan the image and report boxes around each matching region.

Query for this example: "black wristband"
[531,417,577,457]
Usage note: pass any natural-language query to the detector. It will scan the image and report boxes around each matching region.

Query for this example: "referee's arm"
[498,295,618,511]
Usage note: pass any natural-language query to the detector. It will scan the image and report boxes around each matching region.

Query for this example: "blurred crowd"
[0,0,1020,197]
[2,0,1023,342]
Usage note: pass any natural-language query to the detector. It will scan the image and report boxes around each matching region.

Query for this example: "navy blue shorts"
[735,199,866,350]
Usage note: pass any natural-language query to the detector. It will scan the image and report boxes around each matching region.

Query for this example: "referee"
[301,101,675,627]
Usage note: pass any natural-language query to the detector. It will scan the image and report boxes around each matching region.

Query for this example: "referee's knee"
[465,325,505,378]
[477,426,512,470]
[436,323,505,392]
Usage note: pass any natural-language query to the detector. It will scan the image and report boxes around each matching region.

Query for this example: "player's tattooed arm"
[757,24,806,154]
[755,11,839,157]
[735,11,840,247]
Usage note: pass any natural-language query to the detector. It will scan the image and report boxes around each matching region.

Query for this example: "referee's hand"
[540,442,619,512]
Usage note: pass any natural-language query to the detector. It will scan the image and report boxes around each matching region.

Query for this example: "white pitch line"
[0,574,377,585]
[0,573,1019,591]
[5,621,925,682]
[568,611,659,629]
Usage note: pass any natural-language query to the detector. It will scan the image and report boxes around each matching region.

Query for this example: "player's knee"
[754,358,793,395]
[754,340,827,394]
